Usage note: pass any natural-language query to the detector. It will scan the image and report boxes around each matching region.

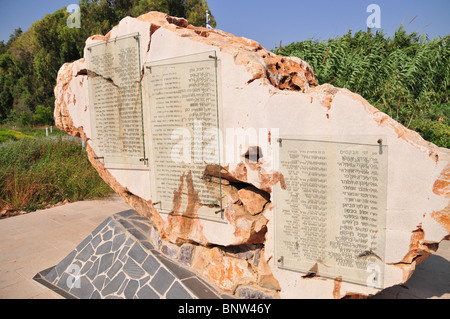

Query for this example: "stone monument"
[52,11,449,298]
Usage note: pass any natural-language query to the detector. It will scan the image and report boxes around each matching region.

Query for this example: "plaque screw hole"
[278,138,282,147]
[377,138,383,155]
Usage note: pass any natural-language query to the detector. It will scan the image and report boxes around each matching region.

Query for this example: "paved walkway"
[0,195,131,299]
[0,195,448,299]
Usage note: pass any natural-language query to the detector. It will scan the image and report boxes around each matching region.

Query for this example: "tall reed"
[274,27,449,148]
[0,137,113,213]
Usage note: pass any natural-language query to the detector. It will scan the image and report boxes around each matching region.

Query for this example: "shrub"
[33,105,54,125]
[0,128,33,143]
[19,110,32,126]
[409,118,450,149]
[274,27,449,148]
[0,137,113,213]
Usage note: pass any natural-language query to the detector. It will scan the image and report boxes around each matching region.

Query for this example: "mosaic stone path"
[34,210,229,299]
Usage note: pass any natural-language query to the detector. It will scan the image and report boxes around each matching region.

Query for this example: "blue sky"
[0,0,449,49]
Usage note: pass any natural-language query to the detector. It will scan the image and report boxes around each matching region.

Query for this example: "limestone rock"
[54,11,449,299]
[190,246,255,292]
[238,186,270,216]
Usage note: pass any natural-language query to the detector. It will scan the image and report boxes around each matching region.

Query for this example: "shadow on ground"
[371,247,450,299]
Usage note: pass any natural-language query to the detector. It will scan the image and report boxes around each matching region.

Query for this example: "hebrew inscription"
[275,138,387,288]
[145,52,223,221]
[86,33,145,167]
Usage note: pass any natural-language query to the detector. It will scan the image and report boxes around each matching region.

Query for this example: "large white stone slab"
[53,11,450,299]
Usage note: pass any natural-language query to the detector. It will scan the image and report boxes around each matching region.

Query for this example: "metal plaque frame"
[86,32,147,169]
[274,136,388,288]
[144,51,224,222]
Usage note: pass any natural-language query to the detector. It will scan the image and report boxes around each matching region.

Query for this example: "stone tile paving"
[34,210,227,299]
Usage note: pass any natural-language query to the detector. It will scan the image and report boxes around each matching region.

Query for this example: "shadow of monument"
[370,253,450,299]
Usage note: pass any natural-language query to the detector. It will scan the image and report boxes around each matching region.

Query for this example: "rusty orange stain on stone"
[230,162,248,182]
[162,171,209,245]
[432,205,450,233]
[54,62,87,139]
[192,247,248,292]
[136,11,316,92]
[433,164,450,198]
[91,34,110,41]
[332,277,342,299]
[431,164,450,233]
[395,225,440,283]
[258,171,286,192]
[321,95,333,110]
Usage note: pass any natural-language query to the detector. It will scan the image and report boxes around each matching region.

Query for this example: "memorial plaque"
[86,33,146,168]
[144,52,223,222]
[275,137,387,288]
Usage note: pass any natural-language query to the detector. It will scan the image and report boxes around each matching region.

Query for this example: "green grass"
[0,137,113,213]
[0,128,34,143]
[0,125,68,144]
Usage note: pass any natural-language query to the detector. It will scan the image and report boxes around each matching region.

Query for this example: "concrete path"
[0,194,448,299]
[0,195,131,299]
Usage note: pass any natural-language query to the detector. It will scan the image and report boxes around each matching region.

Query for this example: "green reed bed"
[0,137,113,214]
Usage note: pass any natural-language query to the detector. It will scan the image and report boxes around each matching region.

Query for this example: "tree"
[131,0,169,17]
[19,110,32,126]
[0,0,217,125]
[0,41,6,55]
[185,0,216,28]
[0,90,13,120]
[6,28,23,47]
[33,105,54,125]
[131,0,216,27]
